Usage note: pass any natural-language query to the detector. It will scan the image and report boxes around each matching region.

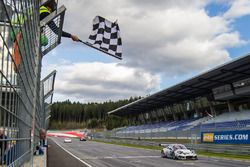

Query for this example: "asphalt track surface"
[48,138,86,167]
[48,137,250,167]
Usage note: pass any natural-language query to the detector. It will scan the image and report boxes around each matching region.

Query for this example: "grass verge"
[93,139,162,150]
[92,139,250,162]
[197,151,250,161]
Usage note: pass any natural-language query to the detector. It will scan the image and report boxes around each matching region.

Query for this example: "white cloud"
[122,7,235,74]
[48,0,249,102]
[60,0,246,74]
[46,62,160,102]
[212,32,246,48]
[223,0,250,19]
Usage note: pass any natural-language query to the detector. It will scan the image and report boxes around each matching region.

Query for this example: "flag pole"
[78,40,122,60]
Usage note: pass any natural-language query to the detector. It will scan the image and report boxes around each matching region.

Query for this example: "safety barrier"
[0,0,59,166]
[111,126,250,141]
[95,137,250,155]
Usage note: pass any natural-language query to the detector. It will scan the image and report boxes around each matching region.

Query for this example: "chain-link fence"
[0,0,59,166]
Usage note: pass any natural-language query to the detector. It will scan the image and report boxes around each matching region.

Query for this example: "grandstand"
[108,54,250,141]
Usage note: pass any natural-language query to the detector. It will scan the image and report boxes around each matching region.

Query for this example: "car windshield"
[173,144,187,150]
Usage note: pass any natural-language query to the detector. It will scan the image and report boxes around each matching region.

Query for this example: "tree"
[49,97,141,130]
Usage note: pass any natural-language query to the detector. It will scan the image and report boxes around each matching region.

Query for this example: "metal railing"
[40,5,65,56]
[41,70,56,130]
[94,137,250,155]
[110,122,250,140]
[0,0,60,166]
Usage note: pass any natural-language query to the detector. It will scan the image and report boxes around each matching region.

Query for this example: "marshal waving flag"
[84,16,122,60]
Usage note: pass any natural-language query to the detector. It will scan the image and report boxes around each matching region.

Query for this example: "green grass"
[93,139,162,150]
[197,151,250,161]
[92,139,250,162]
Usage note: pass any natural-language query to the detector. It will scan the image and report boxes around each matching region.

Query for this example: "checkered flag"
[86,16,122,59]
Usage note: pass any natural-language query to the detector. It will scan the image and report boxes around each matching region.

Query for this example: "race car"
[160,144,198,160]
[64,138,72,143]
[80,137,86,141]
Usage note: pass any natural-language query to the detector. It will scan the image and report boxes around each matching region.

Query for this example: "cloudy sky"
[41,0,250,103]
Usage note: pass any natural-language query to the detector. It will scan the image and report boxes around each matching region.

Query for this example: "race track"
[48,137,250,167]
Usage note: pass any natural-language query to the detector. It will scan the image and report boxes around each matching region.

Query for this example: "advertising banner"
[201,130,250,144]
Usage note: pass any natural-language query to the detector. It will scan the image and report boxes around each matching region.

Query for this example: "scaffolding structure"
[0,0,62,166]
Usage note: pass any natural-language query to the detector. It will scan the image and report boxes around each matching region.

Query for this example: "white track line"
[51,138,93,167]
[104,155,160,159]
[83,155,160,160]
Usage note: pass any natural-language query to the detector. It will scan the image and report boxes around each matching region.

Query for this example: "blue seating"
[117,117,250,134]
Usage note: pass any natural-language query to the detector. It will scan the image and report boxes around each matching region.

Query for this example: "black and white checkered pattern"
[88,16,122,59]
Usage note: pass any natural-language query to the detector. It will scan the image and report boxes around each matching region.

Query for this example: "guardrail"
[95,137,250,155]
[95,126,250,155]
[191,144,250,155]
[110,126,250,140]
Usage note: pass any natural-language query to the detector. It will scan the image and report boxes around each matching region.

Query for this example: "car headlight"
[191,150,196,154]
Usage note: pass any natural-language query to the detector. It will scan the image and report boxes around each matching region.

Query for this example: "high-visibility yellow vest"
[12,7,33,26]
[12,15,25,25]
[40,6,51,14]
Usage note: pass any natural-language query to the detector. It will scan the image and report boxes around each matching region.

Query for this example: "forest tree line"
[49,97,141,130]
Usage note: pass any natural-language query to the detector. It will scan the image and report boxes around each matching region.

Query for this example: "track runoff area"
[47,137,250,167]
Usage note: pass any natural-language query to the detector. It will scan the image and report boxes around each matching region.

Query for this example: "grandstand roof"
[109,53,250,116]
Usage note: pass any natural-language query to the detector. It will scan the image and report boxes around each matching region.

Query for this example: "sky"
[41,0,250,103]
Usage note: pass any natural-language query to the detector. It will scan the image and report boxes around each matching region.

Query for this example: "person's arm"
[40,12,79,40]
